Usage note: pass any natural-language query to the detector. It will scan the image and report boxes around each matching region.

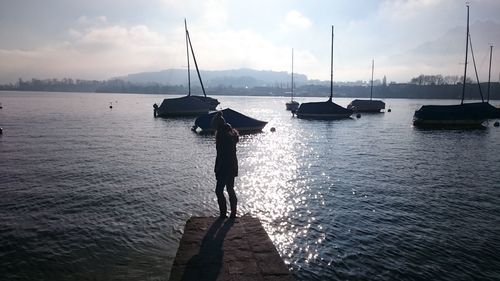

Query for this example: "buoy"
[388,109,392,112]
[494,121,500,127]
[270,127,276,132]
[0,127,3,134]
[109,105,113,109]
[356,113,361,119]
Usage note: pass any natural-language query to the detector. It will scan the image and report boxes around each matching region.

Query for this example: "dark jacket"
[214,124,239,180]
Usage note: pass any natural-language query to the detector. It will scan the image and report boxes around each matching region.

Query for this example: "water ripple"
[1,93,500,280]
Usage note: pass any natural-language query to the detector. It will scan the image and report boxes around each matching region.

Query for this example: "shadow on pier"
[181,218,234,280]
[169,216,295,281]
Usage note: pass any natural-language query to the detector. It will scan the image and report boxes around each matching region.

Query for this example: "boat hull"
[413,118,486,128]
[347,99,385,113]
[296,100,352,120]
[412,102,499,127]
[156,96,210,117]
[194,108,267,133]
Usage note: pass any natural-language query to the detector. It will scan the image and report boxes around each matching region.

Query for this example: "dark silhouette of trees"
[0,75,498,100]
[0,78,186,94]
[409,74,473,85]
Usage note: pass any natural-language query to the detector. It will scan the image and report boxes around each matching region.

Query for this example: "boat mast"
[329,25,334,102]
[185,20,207,97]
[468,33,484,102]
[184,19,191,96]
[291,48,294,102]
[370,59,374,101]
[461,5,470,105]
[487,45,493,102]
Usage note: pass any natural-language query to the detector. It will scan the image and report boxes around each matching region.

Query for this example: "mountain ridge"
[116,67,309,87]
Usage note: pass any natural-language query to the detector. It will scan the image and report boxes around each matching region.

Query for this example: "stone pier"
[169,216,295,281]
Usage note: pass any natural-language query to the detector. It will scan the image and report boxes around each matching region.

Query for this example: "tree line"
[0,75,498,100]
[408,74,474,85]
[0,78,188,94]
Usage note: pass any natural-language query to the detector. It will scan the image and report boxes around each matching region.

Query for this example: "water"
[1,91,499,281]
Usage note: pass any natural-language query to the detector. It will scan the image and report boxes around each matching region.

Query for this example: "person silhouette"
[212,112,239,218]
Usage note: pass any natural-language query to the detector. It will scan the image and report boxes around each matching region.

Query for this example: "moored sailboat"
[413,6,499,127]
[285,48,300,111]
[347,59,385,113]
[155,19,219,117]
[295,26,352,119]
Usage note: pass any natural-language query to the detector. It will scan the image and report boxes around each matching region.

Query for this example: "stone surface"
[169,216,295,281]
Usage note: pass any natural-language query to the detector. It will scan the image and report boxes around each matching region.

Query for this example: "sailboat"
[155,19,219,117]
[347,60,385,112]
[286,48,300,111]
[295,26,352,119]
[413,6,499,127]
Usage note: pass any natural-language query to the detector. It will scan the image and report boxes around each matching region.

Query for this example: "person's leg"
[215,179,227,217]
[226,177,237,218]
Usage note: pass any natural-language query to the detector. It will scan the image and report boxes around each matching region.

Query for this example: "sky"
[1,0,500,84]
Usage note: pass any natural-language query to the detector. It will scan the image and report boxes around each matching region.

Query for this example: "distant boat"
[347,60,385,113]
[193,108,267,133]
[413,6,499,128]
[286,48,300,111]
[295,26,352,119]
[155,19,219,117]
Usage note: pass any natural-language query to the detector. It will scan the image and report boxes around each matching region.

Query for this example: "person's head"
[212,112,226,131]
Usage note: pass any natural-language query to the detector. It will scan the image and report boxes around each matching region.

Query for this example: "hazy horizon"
[1,0,499,84]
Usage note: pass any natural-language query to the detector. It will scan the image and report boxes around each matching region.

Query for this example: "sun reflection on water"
[235,117,329,268]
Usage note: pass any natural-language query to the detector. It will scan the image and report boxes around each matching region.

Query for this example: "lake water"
[1,91,500,281]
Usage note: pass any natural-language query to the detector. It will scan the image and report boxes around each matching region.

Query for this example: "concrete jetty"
[169,216,295,281]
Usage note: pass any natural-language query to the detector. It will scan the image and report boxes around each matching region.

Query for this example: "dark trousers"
[215,176,237,217]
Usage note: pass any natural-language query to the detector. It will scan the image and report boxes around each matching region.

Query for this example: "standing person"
[213,113,239,218]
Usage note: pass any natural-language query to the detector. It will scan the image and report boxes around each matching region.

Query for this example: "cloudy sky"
[1,0,499,84]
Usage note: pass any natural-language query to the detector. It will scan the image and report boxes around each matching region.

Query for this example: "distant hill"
[116,68,309,87]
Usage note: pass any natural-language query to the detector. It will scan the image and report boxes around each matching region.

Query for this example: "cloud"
[76,15,107,26]
[0,18,303,83]
[201,0,228,26]
[281,10,313,32]
[183,28,290,71]
[3,0,500,84]
[379,0,445,21]
[0,4,324,84]
[0,23,179,82]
